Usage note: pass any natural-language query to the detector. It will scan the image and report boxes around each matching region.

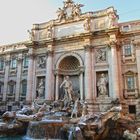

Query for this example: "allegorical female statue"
[37,79,45,98]
[97,73,108,96]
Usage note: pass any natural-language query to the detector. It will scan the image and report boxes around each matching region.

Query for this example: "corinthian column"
[109,37,119,98]
[3,55,10,101]
[84,45,93,100]
[55,72,59,100]
[15,53,22,101]
[26,48,34,102]
[79,66,84,100]
[45,49,54,100]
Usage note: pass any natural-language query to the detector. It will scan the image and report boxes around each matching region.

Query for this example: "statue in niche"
[83,18,90,31]
[60,76,73,101]
[57,8,66,21]
[36,79,45,98]
[97,73,108,96]
[38,56,46,68]
[96,49,106,63]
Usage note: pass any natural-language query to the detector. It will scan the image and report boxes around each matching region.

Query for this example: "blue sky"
[0,0,140,45]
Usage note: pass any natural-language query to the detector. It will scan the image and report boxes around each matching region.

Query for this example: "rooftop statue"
[56,0,83,21]
[56,8,66,21]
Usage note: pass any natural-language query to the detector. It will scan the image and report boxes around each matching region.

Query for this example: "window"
[0,59,4,70]
[124,44,132,57]
[8,80,15,95]
[22,81,27,95]
[127,76,135,92]
[23,55,29,68]
[122,25,131,32]
[9,84,14,94]
[11,58,17,69]
[0,85,2,94]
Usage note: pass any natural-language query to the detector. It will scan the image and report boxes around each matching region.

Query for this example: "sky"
[0,0,140,45]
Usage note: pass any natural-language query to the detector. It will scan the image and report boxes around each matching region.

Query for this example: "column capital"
[5,60,10,66]
[84,45,92,51]
[46,50,53,56]
[17,57,23,64]
[54,69,59,75]
[28,53,36,59]
[79,66,85,74]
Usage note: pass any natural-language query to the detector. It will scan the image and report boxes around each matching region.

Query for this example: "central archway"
[55,52,84,100]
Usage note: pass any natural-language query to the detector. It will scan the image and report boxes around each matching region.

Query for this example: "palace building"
[0,0,140,116]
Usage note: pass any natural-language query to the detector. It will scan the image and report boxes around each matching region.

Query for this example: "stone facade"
[0,0,140,116]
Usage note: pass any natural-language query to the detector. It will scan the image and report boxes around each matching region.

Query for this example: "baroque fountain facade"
[0,0,140,139]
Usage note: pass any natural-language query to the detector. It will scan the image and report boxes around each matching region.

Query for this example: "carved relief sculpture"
[97,73,108,96]
[96,48,107,63]
[37,56,46,69]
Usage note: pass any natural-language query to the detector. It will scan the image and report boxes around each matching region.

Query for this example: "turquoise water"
[0,136,31,140]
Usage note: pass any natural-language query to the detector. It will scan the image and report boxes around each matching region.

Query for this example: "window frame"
[10,57,17,69]
[124,44,132,57]
[23,55,29,68]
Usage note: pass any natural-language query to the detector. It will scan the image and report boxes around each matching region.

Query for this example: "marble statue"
[81,101,88,117]
[71,98,79,118]
[83,18,90,31]
[46,26,53,39]
[123,130,137,140]
[27,30,34,41]
[97,73,108,96]
[63,0,73,8]
[108,12,118,28]
[57,8,66,21]
[72,4,82,17]
[60,76,73,100]
[37,79,45,98]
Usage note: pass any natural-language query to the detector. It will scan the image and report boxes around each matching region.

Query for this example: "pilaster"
[26,48,35,102]
[108,33,119,99]
[15,53,22,101]
[136,45,140,93]
[55,72,59,100]
[84,44,93,100]
[45,45,54,100]
[79,66,84,100]
[3,55,10,101]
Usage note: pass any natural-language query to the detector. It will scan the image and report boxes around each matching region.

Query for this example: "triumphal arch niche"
[55,52,84,100]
